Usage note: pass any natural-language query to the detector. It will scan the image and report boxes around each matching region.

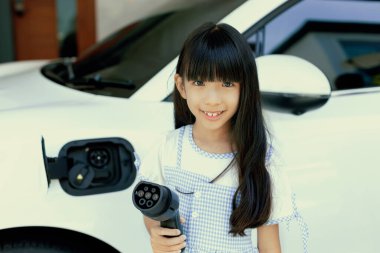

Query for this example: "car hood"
[0,61,95,111]
[0,60,48,78]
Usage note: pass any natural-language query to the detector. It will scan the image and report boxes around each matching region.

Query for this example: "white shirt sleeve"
[266,148,294,223]
[137,134,167,185]
[265,147,310,252]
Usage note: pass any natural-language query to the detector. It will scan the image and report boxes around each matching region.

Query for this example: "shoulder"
[162,125,186,149]
[262,135,295,222]
[160,125,188,165]
[265,149,293,221]
[137,126,187,184]
[264,140,289,192]
[149,126,184,151]
[266,152,282,177]
[264,128,275,161]
[265,144,274,165]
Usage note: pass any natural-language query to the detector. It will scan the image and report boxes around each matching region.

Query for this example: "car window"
[44,0,245,99]
[248,0,380,91]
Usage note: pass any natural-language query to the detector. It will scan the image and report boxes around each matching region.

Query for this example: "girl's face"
[175,74,240,132]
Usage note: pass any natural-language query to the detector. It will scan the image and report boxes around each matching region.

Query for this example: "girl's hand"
[150,227,186,253]
[149,217,186,253]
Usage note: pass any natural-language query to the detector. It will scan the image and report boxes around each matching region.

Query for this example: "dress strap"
[291,193,309,253]
[176,126,186,169]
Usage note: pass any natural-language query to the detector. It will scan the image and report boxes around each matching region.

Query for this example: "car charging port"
[42,137,138,196]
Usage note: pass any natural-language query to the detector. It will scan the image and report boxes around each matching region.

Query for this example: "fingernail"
[182,235,187,240]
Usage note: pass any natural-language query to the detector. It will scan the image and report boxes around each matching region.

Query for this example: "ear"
[174,74,187,99]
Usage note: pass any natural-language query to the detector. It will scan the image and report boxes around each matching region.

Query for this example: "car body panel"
[0,65,96,111]
[267,90,380,251]
[0,60,48,78]
[0,98,174,252]
[0,0,379,252]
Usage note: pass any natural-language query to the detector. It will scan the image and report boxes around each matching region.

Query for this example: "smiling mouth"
[201,110,224,118]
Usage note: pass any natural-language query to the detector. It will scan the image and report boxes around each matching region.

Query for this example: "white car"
[0,0,379,252]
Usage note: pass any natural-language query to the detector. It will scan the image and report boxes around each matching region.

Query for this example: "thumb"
[180,217,186,224]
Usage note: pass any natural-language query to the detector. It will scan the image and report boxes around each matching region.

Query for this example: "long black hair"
[173,23,272,236]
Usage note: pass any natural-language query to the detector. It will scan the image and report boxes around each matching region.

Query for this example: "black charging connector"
[132,181,185,252]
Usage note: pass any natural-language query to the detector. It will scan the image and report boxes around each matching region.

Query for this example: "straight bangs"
[182,31,245,83]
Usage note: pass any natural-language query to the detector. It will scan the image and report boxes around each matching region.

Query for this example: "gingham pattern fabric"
[264,193,309,253]
[165,126,257,253]
[138,125,309,253]
[165,167,256,253]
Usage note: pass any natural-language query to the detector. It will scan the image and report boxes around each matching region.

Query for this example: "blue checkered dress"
[138,125,309,253]
[165,167,255,253]
[163,126,258,253]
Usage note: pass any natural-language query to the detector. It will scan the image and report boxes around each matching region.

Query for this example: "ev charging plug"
[132,181,185,251]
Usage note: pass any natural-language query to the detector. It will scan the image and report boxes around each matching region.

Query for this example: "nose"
[204,84,222,105]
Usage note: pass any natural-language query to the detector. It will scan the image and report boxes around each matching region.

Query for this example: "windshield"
[42,0,245,99]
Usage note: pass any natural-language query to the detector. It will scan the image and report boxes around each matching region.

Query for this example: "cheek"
[186,93,199,110]
[186,90,203,115]
[227,90,240,109]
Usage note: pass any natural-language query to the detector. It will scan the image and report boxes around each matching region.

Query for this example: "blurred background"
[0,0,200,63]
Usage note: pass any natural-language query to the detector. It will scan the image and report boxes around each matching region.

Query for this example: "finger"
[153,240,186,252]
[151,234,186,247]
[152,227,181,237]
[164,234,186,245]
[155,250,182,253]
[180,217,186,224]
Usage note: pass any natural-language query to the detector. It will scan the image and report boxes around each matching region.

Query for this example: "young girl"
[138,22,305,253]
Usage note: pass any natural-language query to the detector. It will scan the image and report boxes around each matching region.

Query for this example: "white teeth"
[204,111,222,117]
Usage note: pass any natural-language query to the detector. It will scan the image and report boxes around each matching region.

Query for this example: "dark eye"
[222,81,234,87]
[193,80,204,86]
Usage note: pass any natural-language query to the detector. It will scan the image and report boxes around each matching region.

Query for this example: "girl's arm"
[143,216,186,253]
[257,224,281,253]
